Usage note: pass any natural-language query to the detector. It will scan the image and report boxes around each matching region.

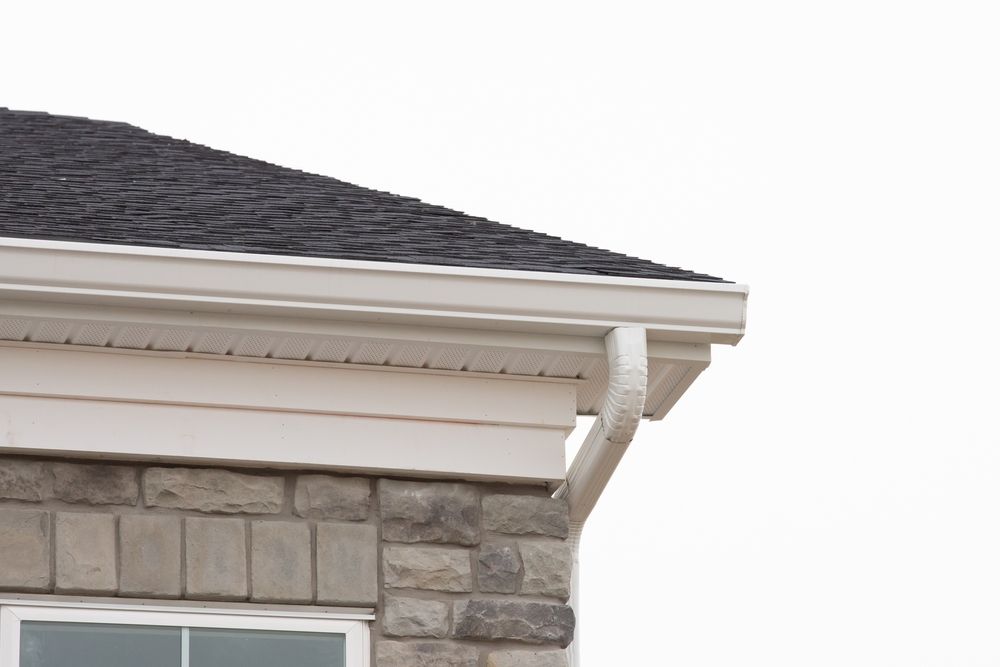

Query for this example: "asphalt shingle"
[0,108,725,282]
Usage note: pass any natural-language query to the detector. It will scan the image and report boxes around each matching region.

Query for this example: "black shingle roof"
[0,109,724,282]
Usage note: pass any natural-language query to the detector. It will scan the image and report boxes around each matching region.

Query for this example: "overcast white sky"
[4,2,999,664]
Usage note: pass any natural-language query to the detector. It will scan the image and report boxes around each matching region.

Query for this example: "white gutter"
[554,327,649,667]
[0,237,747,344]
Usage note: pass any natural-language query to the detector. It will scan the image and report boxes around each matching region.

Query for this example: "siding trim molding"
[0,346,571,484]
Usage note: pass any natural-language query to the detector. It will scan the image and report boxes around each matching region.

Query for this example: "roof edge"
[0,236,743,292]
[0,236,747,344]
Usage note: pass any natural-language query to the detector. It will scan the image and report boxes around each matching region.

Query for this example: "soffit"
[0,313,707,420]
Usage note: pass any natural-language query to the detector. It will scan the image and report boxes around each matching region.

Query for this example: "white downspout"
[555,327,648,667]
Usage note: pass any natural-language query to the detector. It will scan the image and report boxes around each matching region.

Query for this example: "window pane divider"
[181,626,190,667]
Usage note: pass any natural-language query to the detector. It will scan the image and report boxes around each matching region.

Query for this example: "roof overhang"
[0,237,746,418]
[0,237,747,485]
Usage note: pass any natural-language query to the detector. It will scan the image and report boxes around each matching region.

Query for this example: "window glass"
[20,622,181,667]
[189,628,346,667]
[18,621,347,667]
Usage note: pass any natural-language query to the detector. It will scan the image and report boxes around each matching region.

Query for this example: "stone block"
[251,521,312,603]
[55,512,117,594]
[478,542,521,594]
[379,479,479,545]
[376,641,478,667]
[487,650,568,667]
[316,522,378,605]
[520,542,572,600]
[482,495,568,539]
[383,594,451,638]
[0,508,51,591]
[453,600,575,647]
[144,467,284,514]
[383,545,472,592]
[0,457,52,501]
[185,517,248,600]
[120,515,182,597]
[294,474,370,521]
[53,462,138,505]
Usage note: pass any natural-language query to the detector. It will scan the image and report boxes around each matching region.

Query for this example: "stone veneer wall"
[0,456,574,667]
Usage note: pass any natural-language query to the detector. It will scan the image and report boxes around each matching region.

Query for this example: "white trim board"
[0,339,709,481]
[0,592,375,621]
[0,236,747,344]
[0,345,570,484]
[0,395,567,484]
[0,346,577,430]
[0,595,375,620]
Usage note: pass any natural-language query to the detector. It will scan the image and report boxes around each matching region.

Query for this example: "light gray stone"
[55,512,117,594]
[379,479,480,545]
[383,595,451,638]
[251,521,312,603]
[294,474,370,521]
[0,458,52,501]
[482,495,568,539]
[53,462,138,505]
[144,467,284,514]
[375,641,478,667]
[316,522,378,605]
[520,542,572,600]
[453,600,575,647]
[487,650,568,667]
[120,515,181,597]
[0,508,51,591]
[185,517,247,600]
[478,542,521,594]
[383,545,472,592]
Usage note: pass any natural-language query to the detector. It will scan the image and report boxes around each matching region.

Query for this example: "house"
[0,108,747,667]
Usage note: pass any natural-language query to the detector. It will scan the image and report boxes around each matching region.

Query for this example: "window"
[0,600,369,667]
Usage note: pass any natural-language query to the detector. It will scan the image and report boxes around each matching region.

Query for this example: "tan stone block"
[383,545,472,593]
[120,515,181,598]
[0,508,51,591]
[144,467,283,514]
[316,522,377,605]
[294,475,370,521]
[185,517,248,600]
[251,521,312,603]
[55,512,117,594]
[383,595,451,638]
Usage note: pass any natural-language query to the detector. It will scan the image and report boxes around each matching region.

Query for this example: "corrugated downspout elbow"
[555,326,648,667]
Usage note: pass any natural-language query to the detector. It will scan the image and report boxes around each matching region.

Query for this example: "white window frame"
[0,598,370,667]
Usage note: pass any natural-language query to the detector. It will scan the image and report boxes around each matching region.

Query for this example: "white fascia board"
[0,237,747,344]
[0,346,578,430]
[0,345,572,484]
[0,395,568,485]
